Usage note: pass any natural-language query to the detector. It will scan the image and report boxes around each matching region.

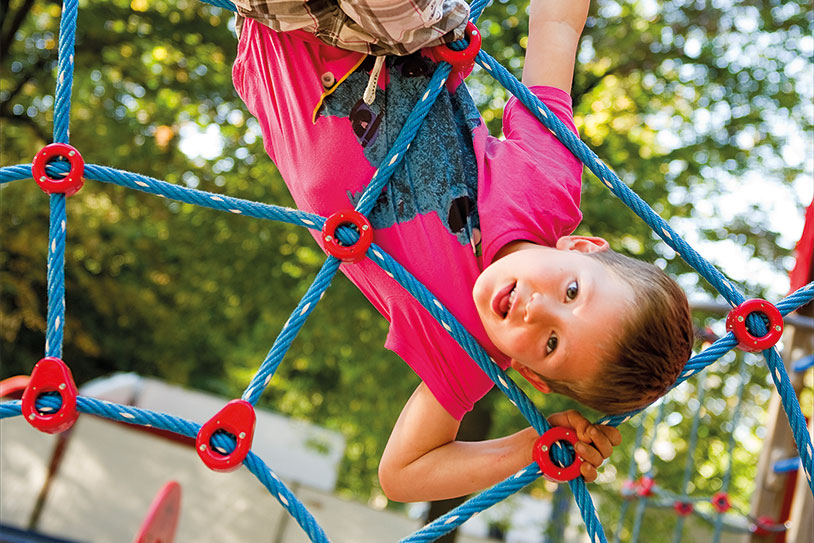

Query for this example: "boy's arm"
[379,382,539,502]
[523,0,591,91]
[379,382,621,502]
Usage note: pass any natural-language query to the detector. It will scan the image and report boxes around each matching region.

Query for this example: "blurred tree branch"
[1,0,36,53]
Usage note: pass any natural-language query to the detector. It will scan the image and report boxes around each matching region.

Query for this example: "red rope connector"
[196,399,256,472]
[751,516,782,536]
[532,426,584,483]
[621,479,636,500]
[725,298,783,352]
[21,357,79,434]
[321,210,373,263]
[429,21,482,73]
[635,476,655,497]
[711,491,731,513]
[674,501,693,516]
[32,143,85,196]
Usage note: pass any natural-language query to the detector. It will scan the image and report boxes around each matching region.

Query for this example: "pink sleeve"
[384,295,506,421]
[477,86,584,268]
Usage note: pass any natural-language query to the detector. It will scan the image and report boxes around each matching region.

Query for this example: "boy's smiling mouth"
[492,282,517,319]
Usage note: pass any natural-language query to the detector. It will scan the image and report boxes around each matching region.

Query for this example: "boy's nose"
[523,292,549,324]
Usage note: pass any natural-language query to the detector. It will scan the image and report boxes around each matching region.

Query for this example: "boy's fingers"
[588,425,622,455]
[548,410,591,442]
[580,462,597,483]
[598,425,622,446]
[575,441,603,467]
[560,414,620,447]
[544,414,620,463]
[586,427,614,458]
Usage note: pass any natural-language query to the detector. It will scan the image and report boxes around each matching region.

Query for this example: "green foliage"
[1,0,417,498]
[1,0,809,535]
[472,0,809,297]
[597,352,773,542]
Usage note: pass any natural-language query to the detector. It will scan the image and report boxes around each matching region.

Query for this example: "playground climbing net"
[1,0,813,541]
[615,352,794,542]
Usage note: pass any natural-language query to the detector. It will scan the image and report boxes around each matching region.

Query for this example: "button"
[321,72,335,89]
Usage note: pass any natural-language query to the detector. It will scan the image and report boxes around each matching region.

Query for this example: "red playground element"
[21,357,79,434]
[195,399,256,472]
[674,501,693,516]
[788,198,813,292]
[750,516,781,537]
[430,21,482,73]
[133,481,182,543]
[532,426,584,483]
[725,298,784,352]
[621,479,636,500]
[321,210,373,263]
[0,375,31,399]
[32,143,85,196]
[711,491,732,513]
[635,476,655,497]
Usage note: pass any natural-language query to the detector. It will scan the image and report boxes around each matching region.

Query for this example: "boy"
[231,0,694,501]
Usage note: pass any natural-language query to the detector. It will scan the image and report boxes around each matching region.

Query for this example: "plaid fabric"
[233,0,470,55]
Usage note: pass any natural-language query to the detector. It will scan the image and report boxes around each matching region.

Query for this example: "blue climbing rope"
[712,357,751,543]
[672,373,708,543]
[617,355,785,541]
[631,400,667,543]
[614,413,648,543]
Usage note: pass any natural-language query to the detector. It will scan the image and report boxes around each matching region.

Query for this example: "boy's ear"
[555,235,609,254]
[510,360,551,394]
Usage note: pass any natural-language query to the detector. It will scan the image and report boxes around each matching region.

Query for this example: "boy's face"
[472,236,634,391]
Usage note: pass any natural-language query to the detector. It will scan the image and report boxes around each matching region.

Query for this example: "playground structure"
[2,376,502,543]
[0,405,493,543]
[608,212,814,543]
[612,300,813,543]
[1,0,813,542]
[528,280,814,543]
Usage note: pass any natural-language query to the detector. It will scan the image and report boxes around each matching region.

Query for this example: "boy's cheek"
[471,274,491,317]
[477,316,512,356]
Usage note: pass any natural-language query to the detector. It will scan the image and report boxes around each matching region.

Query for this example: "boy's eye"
[565,281,579,301]
[546,334,558,355]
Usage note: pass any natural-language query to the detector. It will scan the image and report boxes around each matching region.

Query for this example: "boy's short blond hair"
[542,250,694,415]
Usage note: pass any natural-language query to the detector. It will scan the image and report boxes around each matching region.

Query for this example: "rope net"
[1,0,812,541]
[614,352,793,542]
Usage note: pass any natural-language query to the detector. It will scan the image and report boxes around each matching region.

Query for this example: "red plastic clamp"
[430,21,482,73]
[32,143,85,196]
[711,491,731,513]
[621,479,636,499]
[674,501,693,516]
[636,476,655,497]
[725,298,783,352]
[195,399,256,472]
[532,426,584,483]
[321,210,373,263]
[751,516,780,536]
[21,357,79,434]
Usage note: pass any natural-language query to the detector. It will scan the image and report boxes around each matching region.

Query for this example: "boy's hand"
[547,410,621,483]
